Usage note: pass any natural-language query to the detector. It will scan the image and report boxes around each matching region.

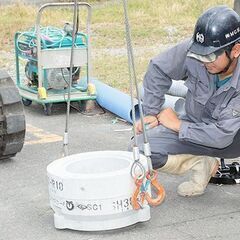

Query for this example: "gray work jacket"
[143,38,240,149]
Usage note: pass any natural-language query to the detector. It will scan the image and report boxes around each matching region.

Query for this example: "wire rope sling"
[122,0,165,210]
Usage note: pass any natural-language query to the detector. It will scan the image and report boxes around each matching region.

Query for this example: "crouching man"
[134,6,240,196]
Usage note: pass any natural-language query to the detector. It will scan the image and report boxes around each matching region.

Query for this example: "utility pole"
[234,0,240,15]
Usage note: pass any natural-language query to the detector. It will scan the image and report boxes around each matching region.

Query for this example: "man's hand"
[135,115,158,134]
[157,108,181,132]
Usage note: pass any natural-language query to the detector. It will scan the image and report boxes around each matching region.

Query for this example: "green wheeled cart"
[15,2,96,115]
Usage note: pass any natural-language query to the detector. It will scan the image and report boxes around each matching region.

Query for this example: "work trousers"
[130,125,240,169]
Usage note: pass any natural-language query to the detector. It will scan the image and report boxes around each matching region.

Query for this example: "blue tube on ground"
[91,79,186,124]
[92,79,139,123]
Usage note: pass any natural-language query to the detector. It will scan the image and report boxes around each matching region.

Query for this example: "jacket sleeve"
[179,94,240,148]
[142,38,190,116]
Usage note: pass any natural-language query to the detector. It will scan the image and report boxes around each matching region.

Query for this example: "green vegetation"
[0,0,233,91]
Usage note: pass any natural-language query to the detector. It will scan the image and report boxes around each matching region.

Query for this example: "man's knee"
[151,154,168,169]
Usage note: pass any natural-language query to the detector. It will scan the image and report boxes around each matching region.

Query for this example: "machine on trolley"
[14,2,96,115]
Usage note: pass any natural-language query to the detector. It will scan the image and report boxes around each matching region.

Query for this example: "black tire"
[22,98,32,106]
[44,103,52,116]
[0,70,26,160]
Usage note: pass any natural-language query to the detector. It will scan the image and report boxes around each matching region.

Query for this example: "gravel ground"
[0,50,16,79]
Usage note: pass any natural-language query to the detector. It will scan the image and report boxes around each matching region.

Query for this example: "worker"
[133,6,240,197]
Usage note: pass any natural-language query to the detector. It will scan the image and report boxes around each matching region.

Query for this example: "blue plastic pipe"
[92,79,186,124]
[92,79,139,123]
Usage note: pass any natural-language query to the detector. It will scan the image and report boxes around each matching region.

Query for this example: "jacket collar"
[229,58,240,90]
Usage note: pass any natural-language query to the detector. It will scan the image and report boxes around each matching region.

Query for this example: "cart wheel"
[22,98,32,106]
[44,103,52,116]
[78,101,84,111]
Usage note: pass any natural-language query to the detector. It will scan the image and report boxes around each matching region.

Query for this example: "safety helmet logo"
[225,27,240,39]
[196,32,204,43]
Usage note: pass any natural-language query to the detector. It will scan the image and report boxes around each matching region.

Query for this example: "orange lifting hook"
[131,177,145,210]
[144,170,166,206]
[131,170,165,210]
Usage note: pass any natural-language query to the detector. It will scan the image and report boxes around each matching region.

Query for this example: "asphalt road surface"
[1,102,240,240]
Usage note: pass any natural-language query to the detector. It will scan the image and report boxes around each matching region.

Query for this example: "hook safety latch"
[131,170,165,210]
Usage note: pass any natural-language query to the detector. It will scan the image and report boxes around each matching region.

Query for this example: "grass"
[0,0,234,91]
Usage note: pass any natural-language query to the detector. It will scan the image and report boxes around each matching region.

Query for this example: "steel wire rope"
[122,0,154,178]
[63,0,79,156]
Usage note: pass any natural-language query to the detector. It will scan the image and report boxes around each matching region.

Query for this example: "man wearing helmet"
[134,6,240,197]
